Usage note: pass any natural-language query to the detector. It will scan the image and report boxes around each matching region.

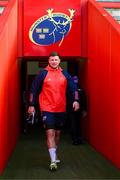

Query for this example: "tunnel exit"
[1,0,120,175]
[20,57,87,138]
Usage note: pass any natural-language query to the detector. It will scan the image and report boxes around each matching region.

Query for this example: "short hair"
[49,51,60,58]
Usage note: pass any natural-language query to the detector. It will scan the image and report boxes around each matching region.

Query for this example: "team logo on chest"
[29,9,75,46]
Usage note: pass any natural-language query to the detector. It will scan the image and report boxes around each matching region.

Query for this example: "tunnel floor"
[1,125,120,179]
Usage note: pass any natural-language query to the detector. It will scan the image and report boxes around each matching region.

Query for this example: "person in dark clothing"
[67,75,87,145]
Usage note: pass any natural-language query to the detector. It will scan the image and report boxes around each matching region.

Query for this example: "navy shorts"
[41,111,66,130]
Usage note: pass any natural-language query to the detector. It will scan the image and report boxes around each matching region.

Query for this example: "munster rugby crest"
[29,9,75,46]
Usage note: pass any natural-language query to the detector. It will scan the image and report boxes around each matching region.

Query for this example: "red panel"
[88,0,120,169]
[0,0,20,174]
[18,0,24,57]
[98,2,120,8]
[81,0,88,57]
[23,0,81,57]
[111,28,120,168]
[0,1,8,6]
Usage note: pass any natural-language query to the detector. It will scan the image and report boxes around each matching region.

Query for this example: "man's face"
[48,55,61,69]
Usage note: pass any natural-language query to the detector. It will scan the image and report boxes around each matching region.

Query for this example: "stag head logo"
[29,9,75,46]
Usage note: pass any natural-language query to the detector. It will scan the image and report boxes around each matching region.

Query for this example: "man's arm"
[28,70,47,113]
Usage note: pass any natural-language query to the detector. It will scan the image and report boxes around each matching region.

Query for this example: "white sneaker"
[49,162,57,171]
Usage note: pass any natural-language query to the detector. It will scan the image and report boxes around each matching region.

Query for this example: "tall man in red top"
[28,52,80,171]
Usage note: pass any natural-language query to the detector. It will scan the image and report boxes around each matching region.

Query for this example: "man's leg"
[41,112,57,170]
[55,130,61,163]
[46,129,58,171]
[46,129,56,162]
[54,112,65,162]
[55,130,61,147]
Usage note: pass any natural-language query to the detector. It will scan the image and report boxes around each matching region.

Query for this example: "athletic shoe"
[49,162,57,171]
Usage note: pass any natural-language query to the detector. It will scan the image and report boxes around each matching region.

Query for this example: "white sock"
[48,148,56,162]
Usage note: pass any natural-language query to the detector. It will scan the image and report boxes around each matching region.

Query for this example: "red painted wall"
[98,2,120,8]
[81,0,88,57]
[23,0,81,57]
[18,0,24,57]
[88,0,120,168]
[0,0,21,174]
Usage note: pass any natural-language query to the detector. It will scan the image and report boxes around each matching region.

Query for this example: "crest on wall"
[29,9,75,46]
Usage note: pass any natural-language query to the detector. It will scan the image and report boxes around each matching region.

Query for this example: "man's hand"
[73,101,80,111]
[28,106,35,114]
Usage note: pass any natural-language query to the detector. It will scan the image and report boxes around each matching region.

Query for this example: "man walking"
[28,52,79,171]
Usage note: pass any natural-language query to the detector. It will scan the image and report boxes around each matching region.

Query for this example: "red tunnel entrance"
[1,0,120,175]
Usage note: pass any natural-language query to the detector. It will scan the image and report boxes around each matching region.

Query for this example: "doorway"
[20,57,87,139]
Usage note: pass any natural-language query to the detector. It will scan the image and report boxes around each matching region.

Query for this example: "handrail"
[89,0,120,34]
